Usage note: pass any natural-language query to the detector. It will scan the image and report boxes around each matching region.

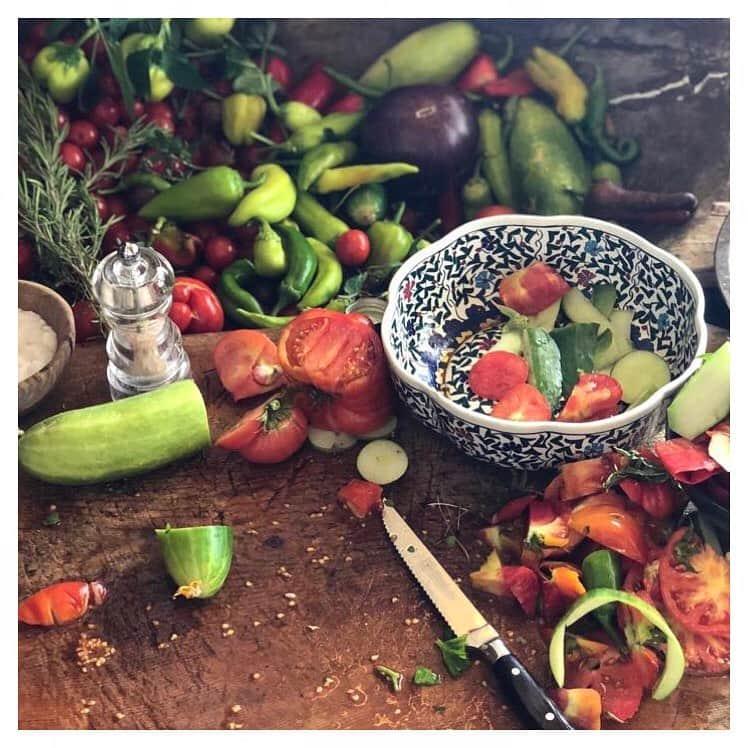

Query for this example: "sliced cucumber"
[561,288,611,332]
[593,308,634,370]
[360,416,398,440]
[610,308,634,338]
[307,428,358,453]
[550,323,599,398]
[491,328,523,355]
[610,350,670,404]
[523,327,562,412]
[357,439,408,485]
[591,283,616,318]
[528,298,561,332]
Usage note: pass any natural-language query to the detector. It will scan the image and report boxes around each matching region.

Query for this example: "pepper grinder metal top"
[92,241,191,400]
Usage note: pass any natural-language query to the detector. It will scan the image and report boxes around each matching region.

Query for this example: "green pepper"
[313,163,419,195]
[272,224,319,314]
[524,46,588,124]
[155,525,233,599]
[297,141,358,192]
[222,93,267,146]
[408,238,431,256]
[277,101,322,132]
[228,164,297,227]
[31,43,90,104]
[221,305,295,328]
[139,166,250,221]
[218,259,264,325]
[478,109,515,207]
[581,550,624,648]
[120,33,174,102]
[591,161,623,185]
[292,191,350,246]
[120,172,172,192]
[299,238,343,309]
[345,183,387,227]
[184,18,235,47]
[461,175,492,218]
[283,112,363,154]
[579,64,640,165]
[253,220,287,279]
[366,202,413,266]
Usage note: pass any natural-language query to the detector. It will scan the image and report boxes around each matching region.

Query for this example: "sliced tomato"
[468,350,529,401]
[544,474,563,502]
[653,438,722,485]
[568,502,648,564]
[213,330,285,401]
[491,494,535,524]
[658,527,729,636]
[558,455,614,501]
[499,262,570,316]
[549,688,602,730]
[501,566,540,617]
[557,373,623,423]
[337,479,383,518]
[618,478,680,520]
[491,383,551,421]
[668,620,730,675]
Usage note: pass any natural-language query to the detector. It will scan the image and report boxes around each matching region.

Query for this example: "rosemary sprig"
[603,446,671,489]
[18,60,157,307]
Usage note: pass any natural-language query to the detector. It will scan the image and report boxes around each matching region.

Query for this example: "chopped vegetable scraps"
[374,665,403,692]
[435,634,471,678]
[654,438,722,485]
[413,666,441,686]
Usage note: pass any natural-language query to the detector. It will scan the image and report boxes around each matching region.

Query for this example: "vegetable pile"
[18,19,699,343]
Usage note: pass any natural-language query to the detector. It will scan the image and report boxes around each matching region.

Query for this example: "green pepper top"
[185,18,235,47]
[120,33,174,101]
[31,43,90,104]
[366,202,413,266]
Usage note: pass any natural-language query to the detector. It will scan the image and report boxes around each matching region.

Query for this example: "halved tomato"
[214,330,284,401]
[491,383,551,421]
[468,350,529,401]
[668,620,730,675]
[499,262,570,316]
[568,502,648,564]
[557,374,623,423]
[658,527,729,637]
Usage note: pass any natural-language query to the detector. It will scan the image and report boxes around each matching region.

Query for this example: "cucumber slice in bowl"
[357,439,408,485]
[308,428,358,453]
[611,350,670,404]
[549,589,685,701]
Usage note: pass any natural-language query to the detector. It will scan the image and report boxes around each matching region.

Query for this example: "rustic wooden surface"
[18,320,729,730]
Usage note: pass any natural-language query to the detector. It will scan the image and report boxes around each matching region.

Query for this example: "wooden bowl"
[18,281,76,415]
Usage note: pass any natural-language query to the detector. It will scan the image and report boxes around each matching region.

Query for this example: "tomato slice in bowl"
[499,262,570,316]
[557,374,623,423]
[491,383,551,421]
[468,351,529,401]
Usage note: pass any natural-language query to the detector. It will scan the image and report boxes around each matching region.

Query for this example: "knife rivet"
[406,545,416,553]
[511,667,520,676]
[545,713,555,721]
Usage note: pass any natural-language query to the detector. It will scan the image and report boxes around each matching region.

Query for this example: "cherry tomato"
[93,194,112,221]
[188,222,220,243]
[90,97,122,129]
[19,237,35,279]
[59,142,85,172]
[169,276,224,334]
[102,223,131,253]
[193,265,218,288]
[659,527,729,636]
[28,21,50,45]
[568,502,648,564]
[71,300,102,341]
[144,102,175,134]
[468,350,529,401]
[204,236,237,271]
[474,205,516,219]
[106,195,128,219]
[97,70,121,98]
[499,261,570,316]
[335,229,370,267]
[56,108,70,130]
[67,120,99,150]
[557,373,623,423]
[216,396,308,464]
[490,383,551,421]
[214,330,285,401]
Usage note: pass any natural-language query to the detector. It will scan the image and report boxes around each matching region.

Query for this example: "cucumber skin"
[19,380,211,485]
[524,327,563,412]
[550,323,598,398]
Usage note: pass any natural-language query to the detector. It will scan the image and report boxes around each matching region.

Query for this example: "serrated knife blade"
[382,502,573,730]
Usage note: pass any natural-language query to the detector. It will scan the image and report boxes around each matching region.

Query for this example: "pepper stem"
[250,131,283,148]
[173,580,202,599]
[557,25,589,58]
[242,173,269,191]
[323,66,385,99]
[391,201,406,225]
[494,34,515,73]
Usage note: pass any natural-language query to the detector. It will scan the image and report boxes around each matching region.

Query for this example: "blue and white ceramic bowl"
[381,215,707,470]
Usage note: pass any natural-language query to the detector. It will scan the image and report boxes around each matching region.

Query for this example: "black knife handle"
[492,653,573,730]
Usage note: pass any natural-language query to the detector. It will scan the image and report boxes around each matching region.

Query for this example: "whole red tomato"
[90,98,122,129]
[169,276,224,334]
[193,265,218,288]
[204,236,237,271]
[335,230,370,267]
[102,222,131,253]
[72,300,102,341]
[67,120,99,150]
[18,237,35,279]
[105,195,128,219]
[93,194,112,221]
[214,330,285,401]
[60,142,85,172]
[144,102,175,134]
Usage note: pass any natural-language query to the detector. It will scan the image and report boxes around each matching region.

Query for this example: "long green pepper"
[478,109,515,207]
[272,224,318,315]
[227,164,297,227]
[297,141,358,191]
[218,259,264,326]
[292,192,350,246]
[313,162,419,194]
[299,238,343,309]
[283,112,363,154]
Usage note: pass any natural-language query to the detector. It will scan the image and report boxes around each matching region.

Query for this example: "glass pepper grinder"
[92,241,191,400]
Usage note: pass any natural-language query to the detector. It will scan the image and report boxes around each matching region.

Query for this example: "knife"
[382,503,573,730]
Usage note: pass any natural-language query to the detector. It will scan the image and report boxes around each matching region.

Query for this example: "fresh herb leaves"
[436,634,471,678]
[604,447,672,490]
[413,666,441,686]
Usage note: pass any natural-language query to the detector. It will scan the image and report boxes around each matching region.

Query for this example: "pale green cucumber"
[491,328,523,355]
[611,350,671,404]
[528,298,561,332]
[18,380,211,485]
[561,288,611,331]
[593,308,634,369]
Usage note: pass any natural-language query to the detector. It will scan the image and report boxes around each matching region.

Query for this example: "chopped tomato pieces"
[499,262,570,316]
[618,478,680,519]
[502,566,540,616]
[337,479,383,519]
[468,350,528,401]
[491,383,551,421]
[559,456,614,501]
[653,438,722,484]
[491,494,535,524]
[568,502,648,564]
[557,373,623,423]
[549,688,602,730]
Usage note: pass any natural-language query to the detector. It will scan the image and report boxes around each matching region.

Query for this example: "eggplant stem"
[173,580,202,599]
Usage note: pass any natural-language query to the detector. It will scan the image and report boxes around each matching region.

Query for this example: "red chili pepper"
[326,93,365,114]
[264,56,292,91]
[457,53,499,93]
[482,68,537,98]
[170,276,225,334]
[19,581,107,626]
[288,62,337,111]
[653,438,722,485]
[438,183,464,233]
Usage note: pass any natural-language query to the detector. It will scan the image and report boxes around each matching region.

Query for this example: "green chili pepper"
[580,64,640,165]
[345,183,388,227]
[366,202,413,266]
[220,303,295,328]
[478,109,515,207]
[297,141,358,192]
[525,46,588,124]
[120,33,174,102]
[283,112,363,154]
[219,259,264,325]
[461,174,492,218]
[272,224,319,314]
[222,93,267,146]
[278,101,322,132]
[299,238,343,309]
[32,43,90,104]
[227,164,297,227]
[155,525,233,599]
[313,162,419,195]
[292,191,350,246]
[581,549,625,648]
[253,220,287,279]
[138,166,249,221]
[185,18,235,47]
[121,172,172,192]
[591,161,623,185]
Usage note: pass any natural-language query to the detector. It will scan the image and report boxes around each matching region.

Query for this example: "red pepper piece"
[337,479,383,519]
[482,68,537,98]
[169,276,224,334]
[457,53,499,93]
[653,438,722,485]
[326,93,364,114]
[264,56,291,90]
[288,62,337,111]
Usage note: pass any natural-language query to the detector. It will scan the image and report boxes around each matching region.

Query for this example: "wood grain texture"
[18,328,729,730]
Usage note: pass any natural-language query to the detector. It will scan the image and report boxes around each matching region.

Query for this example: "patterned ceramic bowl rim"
[381,214,708,436]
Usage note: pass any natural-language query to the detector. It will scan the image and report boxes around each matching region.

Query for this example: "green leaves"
[604,447,672,490]
[160,50,207,91]
[436,634,471,678]
[413,666,441,686]
[126,48,153,99]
